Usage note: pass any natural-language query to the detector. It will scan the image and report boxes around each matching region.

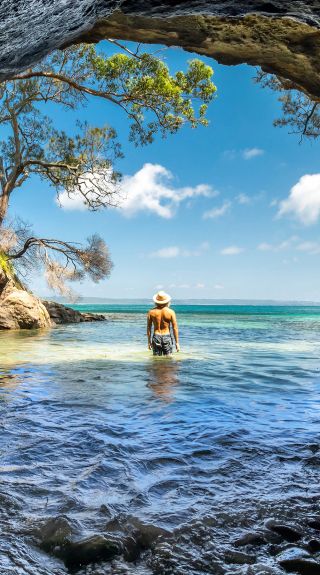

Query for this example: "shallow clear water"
[1,305,320,574]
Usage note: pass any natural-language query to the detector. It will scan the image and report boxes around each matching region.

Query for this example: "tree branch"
[6,236,81,260]
[11,71,120,106]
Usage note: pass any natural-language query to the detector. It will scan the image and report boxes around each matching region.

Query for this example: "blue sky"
[8,42,320,301]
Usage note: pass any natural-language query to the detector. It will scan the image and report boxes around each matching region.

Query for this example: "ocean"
[0,303,320,574]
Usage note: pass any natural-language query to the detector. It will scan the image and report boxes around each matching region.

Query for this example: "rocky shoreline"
[42,300,106,325]
[0,267,106,330]
[35,511,320,574]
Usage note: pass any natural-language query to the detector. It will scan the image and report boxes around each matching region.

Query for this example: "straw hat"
[153,290,171,305]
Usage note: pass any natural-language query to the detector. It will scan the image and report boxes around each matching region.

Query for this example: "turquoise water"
[0,305,320,574]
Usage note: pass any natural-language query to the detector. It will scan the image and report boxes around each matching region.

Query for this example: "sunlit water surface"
[0,305,320,574]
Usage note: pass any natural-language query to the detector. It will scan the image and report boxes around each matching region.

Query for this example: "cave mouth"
[0,3,320,100]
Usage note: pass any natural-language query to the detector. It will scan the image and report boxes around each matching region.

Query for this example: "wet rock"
[99,504,111,515]
[307,444,320,454]
[279,558,320,574]
[104,517,170,562]
[308,519,320,531]
[276,547,320,574]
[305,456,320,467]
[269,544,285,556]
[39,516,74,552]
[262,530,284,544]
[224,549,256,564]
[42,300,106,325]
[265,520,303,542]
[62,534,121,569]
[80,312,106,322]
[234,533,266,547]
[307,539,320,553]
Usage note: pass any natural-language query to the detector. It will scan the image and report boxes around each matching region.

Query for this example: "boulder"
[39,516,74,552]
[265,520,303,542]
[61,534,121,569]
[42,300,106,324]
[0,266,105,330]
[279,557,320,574]
[0,279,51,330]
[224,549,256,565]
[234,532,266,547]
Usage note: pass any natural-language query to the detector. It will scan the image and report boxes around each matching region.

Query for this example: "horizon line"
[42,296,320,305]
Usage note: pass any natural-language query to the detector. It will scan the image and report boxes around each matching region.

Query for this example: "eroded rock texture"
[0,1,320,99]
[0,269,51,330]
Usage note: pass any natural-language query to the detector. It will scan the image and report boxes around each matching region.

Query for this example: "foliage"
[0,250,13,277]
[255,70,320,141]
[0,219,113,298]
[0,42,216,294]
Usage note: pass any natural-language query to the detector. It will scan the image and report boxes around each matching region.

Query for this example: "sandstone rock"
[42,300,106,324]
[0,2,320,100]
[0,266,105,330]
[0,280,51,330]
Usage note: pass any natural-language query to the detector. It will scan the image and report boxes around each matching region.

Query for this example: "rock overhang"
[0,1,320,99]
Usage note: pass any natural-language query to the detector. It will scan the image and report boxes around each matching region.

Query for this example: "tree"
[255,70,320,142]
[0,42,216,294]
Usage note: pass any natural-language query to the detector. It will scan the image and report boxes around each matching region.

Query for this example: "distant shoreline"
[43,297,320,307]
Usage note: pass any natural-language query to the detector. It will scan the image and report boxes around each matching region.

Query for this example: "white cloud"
[58,163,217,218]
[151,246,180,258]
[257,237,320,256]
[150,242,209,259]
[223,148,264,161]
[58,192,87,211]
[221,246,244,255]
[120,163,217,218]
[278,174,320,225]
[203,200,231,220]
[257,236,299,252]
[258,242,273,251]
[296,241,320,255]
[214,284,224,290]
[195,283,205,289]
[236,193,251,205]
[242,148,264,160]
